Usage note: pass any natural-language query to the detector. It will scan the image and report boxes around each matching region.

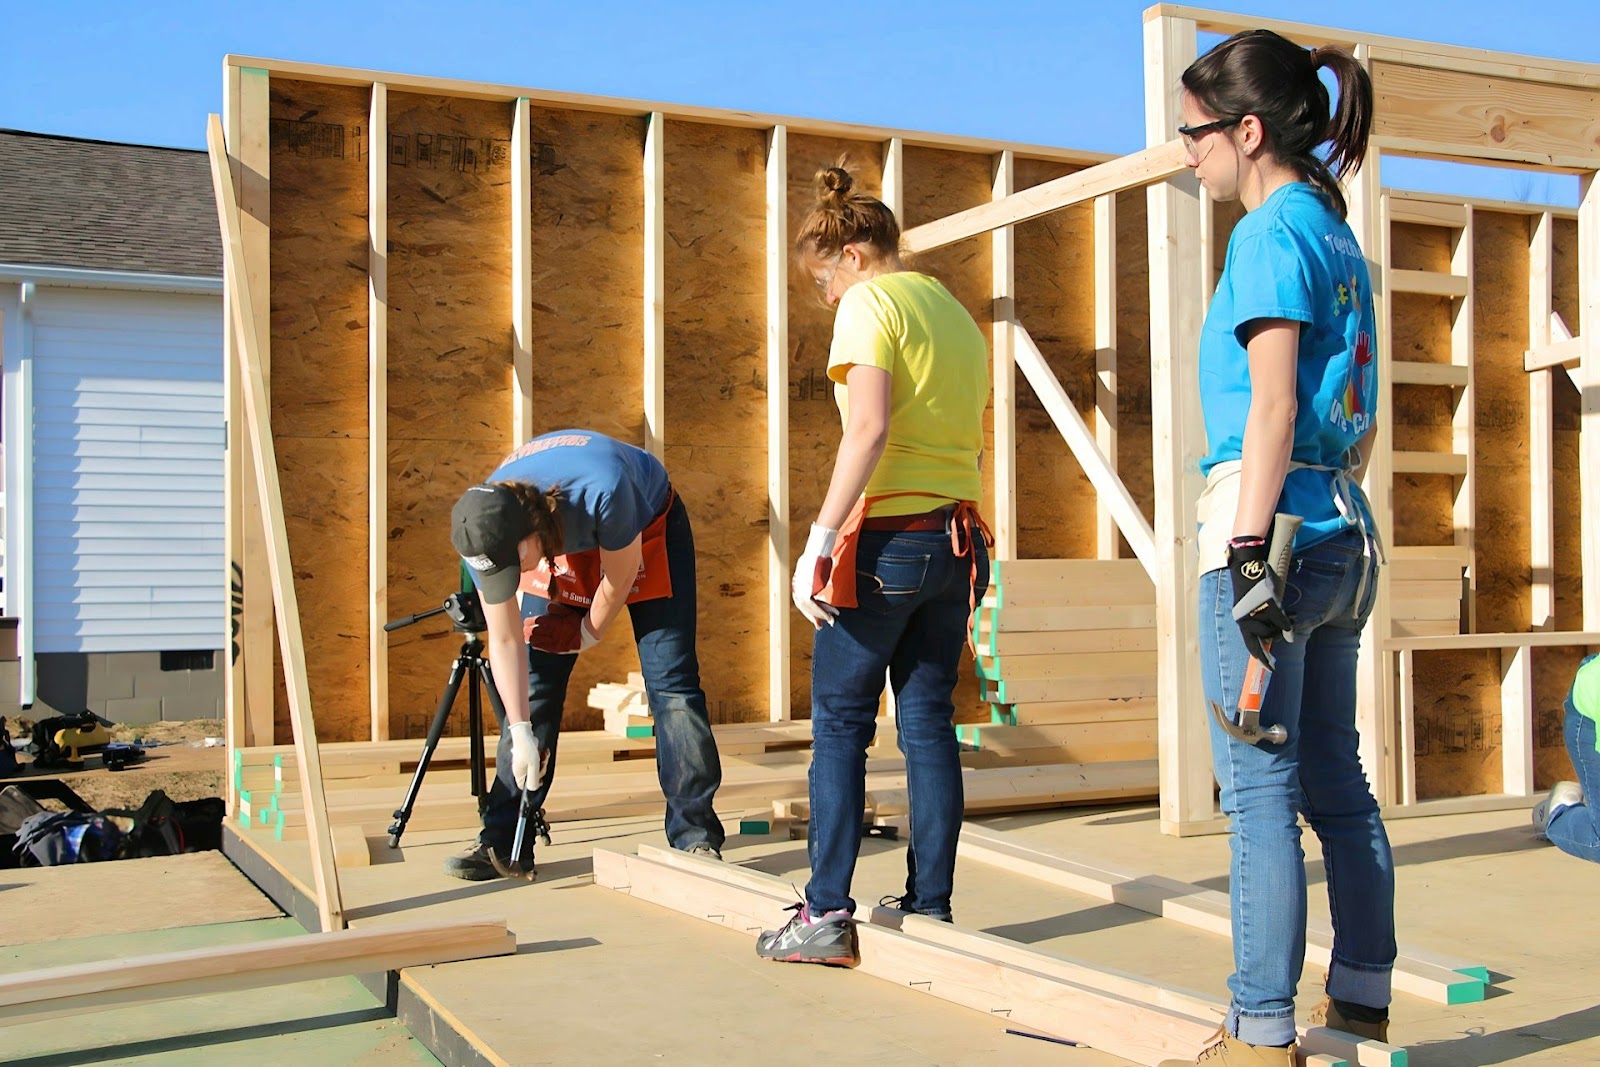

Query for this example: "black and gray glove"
[1227,535,1292,670]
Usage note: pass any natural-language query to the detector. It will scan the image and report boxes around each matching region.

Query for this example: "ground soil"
[4,719,225,810]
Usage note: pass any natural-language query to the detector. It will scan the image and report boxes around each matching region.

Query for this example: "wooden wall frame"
[1147,5,1599,829]
[219,7,1595,842]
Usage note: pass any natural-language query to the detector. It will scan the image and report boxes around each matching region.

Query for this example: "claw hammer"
[1208,512,1300,746]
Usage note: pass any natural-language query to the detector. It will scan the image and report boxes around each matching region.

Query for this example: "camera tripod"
[383,589,550,863]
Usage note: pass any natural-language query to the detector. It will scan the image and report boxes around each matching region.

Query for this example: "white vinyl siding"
[29,287,223,653]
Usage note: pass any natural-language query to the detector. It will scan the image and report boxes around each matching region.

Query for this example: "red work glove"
[526,606,585,655]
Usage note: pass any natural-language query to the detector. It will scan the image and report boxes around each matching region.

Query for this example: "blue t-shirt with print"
[487,430,670,554]
[1199,182,1378,551]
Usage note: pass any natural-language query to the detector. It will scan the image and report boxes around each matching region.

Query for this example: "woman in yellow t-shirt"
[755,164,991,968]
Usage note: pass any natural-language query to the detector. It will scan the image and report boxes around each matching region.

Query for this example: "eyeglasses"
[1177,117,1241,154]
[813,254,842,292]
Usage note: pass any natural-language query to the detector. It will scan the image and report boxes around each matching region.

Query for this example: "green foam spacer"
[1453,965,1490,982]
[1446,978,1485,1005]
[739,819,771,835]
[624,725,654,739]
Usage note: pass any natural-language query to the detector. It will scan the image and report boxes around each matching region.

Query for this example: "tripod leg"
[472,657,505,801]
[387,654,469,848]
[468,666,486,809]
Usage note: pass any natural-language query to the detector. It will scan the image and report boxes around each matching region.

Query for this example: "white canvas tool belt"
[1196,453,1385,608]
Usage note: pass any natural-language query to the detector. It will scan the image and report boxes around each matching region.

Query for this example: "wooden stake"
[207,113,345,931]
[368,81,390,742]
[767,124,790,722]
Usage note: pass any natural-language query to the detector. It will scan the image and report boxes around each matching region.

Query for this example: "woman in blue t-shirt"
[442,430,724,880]
[1157,31,1392,1067]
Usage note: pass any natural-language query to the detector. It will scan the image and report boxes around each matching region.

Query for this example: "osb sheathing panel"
[517,106,647,731]
[1013,159,1095,561]
[1534,645,1587,789]
[784,134,883,717]
[1412,648,1501,798]
[267,78,371,744]
[1411,643,1593,799]
[1388,263,1456,548]
[1471,212,1531,634]
[663,121,768,724]
[1401,210,1588,800]
[901,146,993,725]
[384,92,514,741]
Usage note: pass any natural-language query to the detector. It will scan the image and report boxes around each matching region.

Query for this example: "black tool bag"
[108,789,225,857]
[13,810,124,866]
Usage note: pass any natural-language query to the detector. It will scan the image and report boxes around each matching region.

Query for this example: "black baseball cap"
[450,483,533,605]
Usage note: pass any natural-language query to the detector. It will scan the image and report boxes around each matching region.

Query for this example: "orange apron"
[519,489,675,612]
[815,493,993,639]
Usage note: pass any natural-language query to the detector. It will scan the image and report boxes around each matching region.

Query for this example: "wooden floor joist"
[958,824,1488,1003]
[599,845,1407,1067]
[0,916,516,1026]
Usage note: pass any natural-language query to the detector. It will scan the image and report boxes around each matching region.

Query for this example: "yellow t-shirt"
[827,272,989,518]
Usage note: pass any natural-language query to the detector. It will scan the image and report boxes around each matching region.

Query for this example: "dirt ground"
[4,719,225,810]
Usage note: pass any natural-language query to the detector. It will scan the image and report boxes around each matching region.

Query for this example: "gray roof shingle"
[0,129,221,278]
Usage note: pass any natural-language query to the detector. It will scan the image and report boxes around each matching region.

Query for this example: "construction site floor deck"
[218,798,1600,1066]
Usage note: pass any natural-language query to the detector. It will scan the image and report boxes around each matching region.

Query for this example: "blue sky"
[2,0,1595,203]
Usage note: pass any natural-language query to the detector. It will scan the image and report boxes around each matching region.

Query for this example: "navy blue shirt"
[488,430,669,553]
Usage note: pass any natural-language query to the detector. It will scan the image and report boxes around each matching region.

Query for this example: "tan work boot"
[1308,997,1389,1042]
[1158,1025,1296,1066]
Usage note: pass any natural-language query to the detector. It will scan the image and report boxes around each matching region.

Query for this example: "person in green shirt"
[1533,653,1600,862]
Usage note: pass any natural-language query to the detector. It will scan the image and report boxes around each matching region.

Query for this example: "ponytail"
[1183,30,1374,218]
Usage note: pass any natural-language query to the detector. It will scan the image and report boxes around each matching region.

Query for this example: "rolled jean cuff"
[1327,957,1393,1010]
[1229,1005,1297,1048]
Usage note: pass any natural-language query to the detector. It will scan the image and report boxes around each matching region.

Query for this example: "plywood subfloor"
[0,917,439,1066]
[229,797,1600,1066]
[0,850,280,945]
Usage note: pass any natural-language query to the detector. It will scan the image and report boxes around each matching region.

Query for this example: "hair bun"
[817,166,854,199]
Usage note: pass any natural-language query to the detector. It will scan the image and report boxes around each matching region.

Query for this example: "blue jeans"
[479,495,725,853]
[1547,654,1600,864]
[1200,527,1395,1046]
[804,526,989,919]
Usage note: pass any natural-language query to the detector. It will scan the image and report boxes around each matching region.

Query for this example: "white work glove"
[791,523,840,630]
[508,721,544,791]
[579,615,601,652]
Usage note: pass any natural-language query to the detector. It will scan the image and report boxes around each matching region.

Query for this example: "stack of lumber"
[232,721,826,852]
[233,719,1159,860]
[1388,546,1467,638]
[967,559,1158,774]
[588,673,652,737]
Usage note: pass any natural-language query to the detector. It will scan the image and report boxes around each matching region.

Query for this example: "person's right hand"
[508,721,543,791]
[526,607,584,655]
[791,524,840,630]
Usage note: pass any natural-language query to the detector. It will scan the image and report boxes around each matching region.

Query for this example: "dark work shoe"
[442,842,509,882]
[685,842,723,861]
[755,902,860,966]
[879,893,954,924]
[1308,997,1389,1043]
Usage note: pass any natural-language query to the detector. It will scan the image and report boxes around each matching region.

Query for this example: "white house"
[0,128,224,723]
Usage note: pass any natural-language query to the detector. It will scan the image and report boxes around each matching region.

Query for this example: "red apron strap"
[948,501,994,655]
